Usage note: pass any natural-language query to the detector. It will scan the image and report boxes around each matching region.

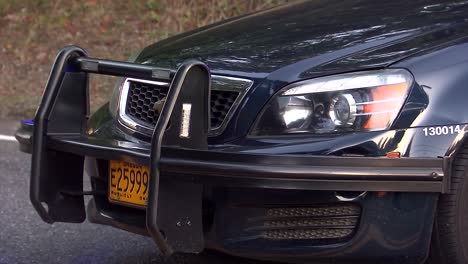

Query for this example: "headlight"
[251,69,413,136]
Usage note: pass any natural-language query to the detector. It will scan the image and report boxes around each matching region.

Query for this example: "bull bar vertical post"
[147,61,210,255]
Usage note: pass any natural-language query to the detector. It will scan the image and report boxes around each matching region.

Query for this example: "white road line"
[0,135,17,142]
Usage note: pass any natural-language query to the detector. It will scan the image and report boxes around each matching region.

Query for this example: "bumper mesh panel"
[262,228,354,240]
[252,204,361,241]
[266,205,360,218]
[264,217,358,228]
[126,80,240,129]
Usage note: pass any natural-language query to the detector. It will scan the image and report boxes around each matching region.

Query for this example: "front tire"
[428,144,468,263]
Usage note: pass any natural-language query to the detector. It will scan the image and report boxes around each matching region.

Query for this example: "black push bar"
[31,45,209,255]
[71,57,174,81]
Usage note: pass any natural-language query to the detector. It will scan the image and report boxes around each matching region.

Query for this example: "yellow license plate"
[109,160,150,207]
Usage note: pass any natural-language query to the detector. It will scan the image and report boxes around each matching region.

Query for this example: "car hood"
[136,0,468,81]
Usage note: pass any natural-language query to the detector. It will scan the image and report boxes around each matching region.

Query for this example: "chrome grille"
[118,76,253,136]
[210,90,239,128]
[126,80,168,125]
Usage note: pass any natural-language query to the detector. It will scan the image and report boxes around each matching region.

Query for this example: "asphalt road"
[0,120,271,264]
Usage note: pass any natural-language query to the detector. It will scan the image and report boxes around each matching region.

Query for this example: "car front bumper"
[17,123,449,193]
[17,103,448,264]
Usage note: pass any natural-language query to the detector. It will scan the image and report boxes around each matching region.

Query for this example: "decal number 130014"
[423,125,462,137]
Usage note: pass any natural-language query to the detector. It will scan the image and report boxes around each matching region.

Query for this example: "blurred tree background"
[0,0,288,118]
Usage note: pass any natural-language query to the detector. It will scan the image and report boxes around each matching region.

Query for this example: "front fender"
[393,40,468,128]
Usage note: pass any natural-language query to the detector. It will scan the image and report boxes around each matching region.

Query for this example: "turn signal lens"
[363,83,408,130]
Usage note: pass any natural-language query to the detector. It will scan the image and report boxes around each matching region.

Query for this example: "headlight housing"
[251,69,413,136]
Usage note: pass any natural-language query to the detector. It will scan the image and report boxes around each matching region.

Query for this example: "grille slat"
[126,80,240,129]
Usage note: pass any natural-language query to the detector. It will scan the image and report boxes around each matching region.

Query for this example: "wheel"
[428,144,468,263]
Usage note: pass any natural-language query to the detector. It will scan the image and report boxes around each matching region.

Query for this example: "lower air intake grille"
[262,228,354,240]
[249,204,360,241]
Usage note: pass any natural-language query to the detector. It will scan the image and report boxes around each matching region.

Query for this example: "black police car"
[16,1,468,263]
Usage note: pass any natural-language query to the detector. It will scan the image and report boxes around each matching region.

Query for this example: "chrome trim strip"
[355,97,402,105]
[117,75,253,137]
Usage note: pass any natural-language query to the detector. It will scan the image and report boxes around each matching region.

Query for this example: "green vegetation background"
[0,0,287,118]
